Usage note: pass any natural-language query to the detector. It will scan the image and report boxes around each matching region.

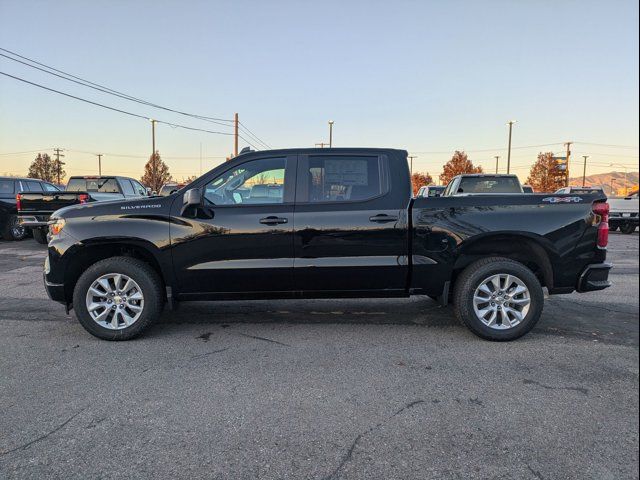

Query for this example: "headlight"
[48,218,65,236]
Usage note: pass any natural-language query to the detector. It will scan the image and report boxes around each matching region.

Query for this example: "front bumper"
[43,256,66,303]
[577,263,612,292]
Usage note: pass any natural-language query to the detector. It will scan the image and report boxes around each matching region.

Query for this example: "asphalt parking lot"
[0,233,638,479]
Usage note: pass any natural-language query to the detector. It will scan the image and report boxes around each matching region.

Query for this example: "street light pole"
[328,121,334,148]
[494,155,500,174]
[97,154,103,176]
[506,121,516,174]
[582,155,588,187]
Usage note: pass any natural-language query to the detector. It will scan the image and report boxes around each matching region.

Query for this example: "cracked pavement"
[0,233,638,479]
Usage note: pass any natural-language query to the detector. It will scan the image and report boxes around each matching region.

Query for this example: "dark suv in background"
[0,177,60,240]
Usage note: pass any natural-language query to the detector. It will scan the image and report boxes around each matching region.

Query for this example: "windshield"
[457,177,522,194]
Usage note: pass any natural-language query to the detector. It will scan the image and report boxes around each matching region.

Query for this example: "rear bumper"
[577,263,612,292]
[609,213,639,225]
[18,215,50,227]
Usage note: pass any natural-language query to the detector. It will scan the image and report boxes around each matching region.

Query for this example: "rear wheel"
[620,223,637,234]
[453,257,544,341]
[72,257,164,340]
[32,227,48,244]
[1,215,27,241]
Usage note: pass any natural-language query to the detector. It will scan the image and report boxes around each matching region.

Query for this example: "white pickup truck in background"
[609,192,639,234]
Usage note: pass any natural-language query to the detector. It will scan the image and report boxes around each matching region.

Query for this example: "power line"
[238,121,271,149]
[0,47,234,125]
[0,148,52,156]
[0,71,235,137]
[1,47,272,147]
[410,143,564,155]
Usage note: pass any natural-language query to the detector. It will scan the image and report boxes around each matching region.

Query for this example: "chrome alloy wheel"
[472,273,531,330]
[85,273,145,330]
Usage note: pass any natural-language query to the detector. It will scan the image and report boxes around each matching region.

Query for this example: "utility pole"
[150,119,157,189]
[234,113,239,157]
[97,154,103,176]
[408,155,417,176]
[53,148,65,185]
[199,143,202,176]
[582,155,588,187]
[506,121,516,174]
[328,120,334,148]
[564,141,573,187]
[494,155,500,174]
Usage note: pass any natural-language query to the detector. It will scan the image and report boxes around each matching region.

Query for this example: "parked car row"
[0,176,152,243]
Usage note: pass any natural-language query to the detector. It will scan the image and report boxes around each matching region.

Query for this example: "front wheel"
[72,257,164,340]
[453,257,544,341]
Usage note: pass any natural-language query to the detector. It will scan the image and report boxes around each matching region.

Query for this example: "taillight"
[78,194,89,204]
[593,201,609,248]
[16,193,22,211]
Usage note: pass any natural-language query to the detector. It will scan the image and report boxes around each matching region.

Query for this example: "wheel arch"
[63,238,169,302]
[452,233,555,290]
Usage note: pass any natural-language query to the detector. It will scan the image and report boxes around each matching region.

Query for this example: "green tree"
[141,151,172,192]
[28,153,62,183]
[440,151,483,185]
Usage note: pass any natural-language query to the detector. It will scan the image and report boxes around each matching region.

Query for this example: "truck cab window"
[204,157,286,205]
[307,156,382,202]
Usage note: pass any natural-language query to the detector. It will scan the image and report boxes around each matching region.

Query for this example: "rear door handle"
[260,216,288,225]
[369,214,398,223]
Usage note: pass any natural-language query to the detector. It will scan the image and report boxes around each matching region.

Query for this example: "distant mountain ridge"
[568,171,639,195]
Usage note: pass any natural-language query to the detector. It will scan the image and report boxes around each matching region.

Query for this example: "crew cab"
[0,176,60,241]
[18,176,149,243]
[42,148,612,342]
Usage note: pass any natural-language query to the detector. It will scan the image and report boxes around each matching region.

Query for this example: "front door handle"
[369,214,398,223]
[260,216,288,225]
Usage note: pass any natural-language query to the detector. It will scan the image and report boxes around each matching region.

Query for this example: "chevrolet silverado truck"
[43,148,612,341]
[18,175,149,243]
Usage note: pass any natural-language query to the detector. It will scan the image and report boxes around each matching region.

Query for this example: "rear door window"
[43,183,60,192]
[303,155,385,203]
[121,179,135,195]
[25,181,43,192]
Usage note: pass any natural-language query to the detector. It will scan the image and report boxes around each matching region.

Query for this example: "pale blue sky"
[1,0,638,180]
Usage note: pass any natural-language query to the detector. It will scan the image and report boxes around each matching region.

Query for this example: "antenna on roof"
[239,147,253,155]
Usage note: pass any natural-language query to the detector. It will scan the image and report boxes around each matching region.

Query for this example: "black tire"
[610,224,620,232]
[72,256,164,340]
[1,215,27,241]
[453,257,544,341]
[620,223,637,234]
[32,228,48,244]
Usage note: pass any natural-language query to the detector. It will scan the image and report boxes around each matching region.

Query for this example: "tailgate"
[17,192,85,213]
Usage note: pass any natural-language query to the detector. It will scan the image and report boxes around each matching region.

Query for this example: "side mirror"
[146,187,153,196]
[183,188,202,207]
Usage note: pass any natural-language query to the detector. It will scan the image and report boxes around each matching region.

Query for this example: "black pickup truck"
[43,148,612,341]
[18,176,150,243]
